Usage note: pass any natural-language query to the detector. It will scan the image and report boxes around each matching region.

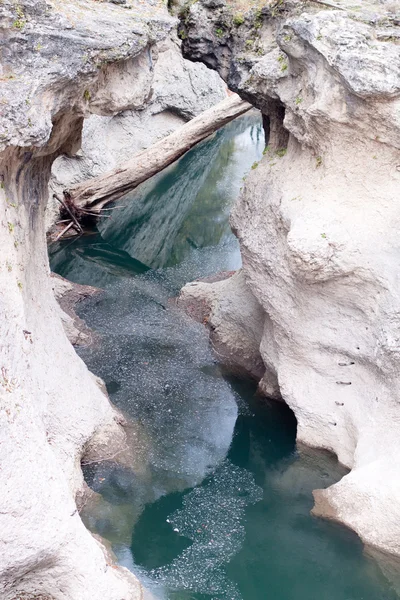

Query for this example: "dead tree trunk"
[64,95,252,216]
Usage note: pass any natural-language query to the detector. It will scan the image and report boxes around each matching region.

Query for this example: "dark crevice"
[262,99,289,150]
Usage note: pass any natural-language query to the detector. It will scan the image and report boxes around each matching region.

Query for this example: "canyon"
[0,0,400,598]
[0,1,188,597]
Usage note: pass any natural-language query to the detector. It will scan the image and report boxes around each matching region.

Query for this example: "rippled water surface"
[50,114,398,600]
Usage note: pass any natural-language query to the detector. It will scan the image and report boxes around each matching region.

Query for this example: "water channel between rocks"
[50,113,398,600]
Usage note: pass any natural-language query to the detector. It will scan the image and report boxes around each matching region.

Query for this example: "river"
[49,113,397,600]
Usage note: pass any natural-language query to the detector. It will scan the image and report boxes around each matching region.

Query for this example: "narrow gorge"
[0,0,399,599]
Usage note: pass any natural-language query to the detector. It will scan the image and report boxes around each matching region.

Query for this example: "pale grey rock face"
[0,1,173,598]
[48,35,226,228]
[178,270,268,382]
[180,0,400,560]
[0,0,173,152]
[51,273,102,346]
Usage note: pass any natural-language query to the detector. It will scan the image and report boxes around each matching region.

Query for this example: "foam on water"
[78,270,239,495]
[150,461,263,599]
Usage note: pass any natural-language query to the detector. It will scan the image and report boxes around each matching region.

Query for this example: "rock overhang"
[0,0,175,152]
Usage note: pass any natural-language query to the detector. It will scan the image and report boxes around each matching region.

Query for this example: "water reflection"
[99,114,264,269]
[53,114,266,557]
[80,276,239,546]
[49,112,399,600]
[49,112,264,287]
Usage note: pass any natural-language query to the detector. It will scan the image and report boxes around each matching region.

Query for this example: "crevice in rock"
[262,99,289,150]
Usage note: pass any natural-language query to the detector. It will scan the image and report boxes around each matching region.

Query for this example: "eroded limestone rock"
[178,270,267,382]
[0,0,173,598]
[179,0,400,558]
[51,273,102,345]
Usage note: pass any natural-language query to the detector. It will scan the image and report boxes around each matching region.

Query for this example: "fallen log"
[64,94,253,216]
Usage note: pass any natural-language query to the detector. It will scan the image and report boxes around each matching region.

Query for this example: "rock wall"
[47,34,226,229]
[178,270,268,383]
[51,273,102,346]
[0,0,174,598]
[179,0,400,558]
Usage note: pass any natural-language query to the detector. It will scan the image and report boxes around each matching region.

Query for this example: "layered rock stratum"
[178,0,400,559]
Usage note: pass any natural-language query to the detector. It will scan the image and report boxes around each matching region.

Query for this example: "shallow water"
[50,114,398,600]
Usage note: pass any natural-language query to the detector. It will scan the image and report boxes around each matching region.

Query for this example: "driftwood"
[54,220,74,241]
[63,94,252,216]
[54,193,83,233]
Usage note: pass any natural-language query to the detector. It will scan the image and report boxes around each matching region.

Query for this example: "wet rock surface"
[51,273,102,345]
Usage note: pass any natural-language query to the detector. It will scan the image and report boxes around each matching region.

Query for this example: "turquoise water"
[49,114,398,600]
